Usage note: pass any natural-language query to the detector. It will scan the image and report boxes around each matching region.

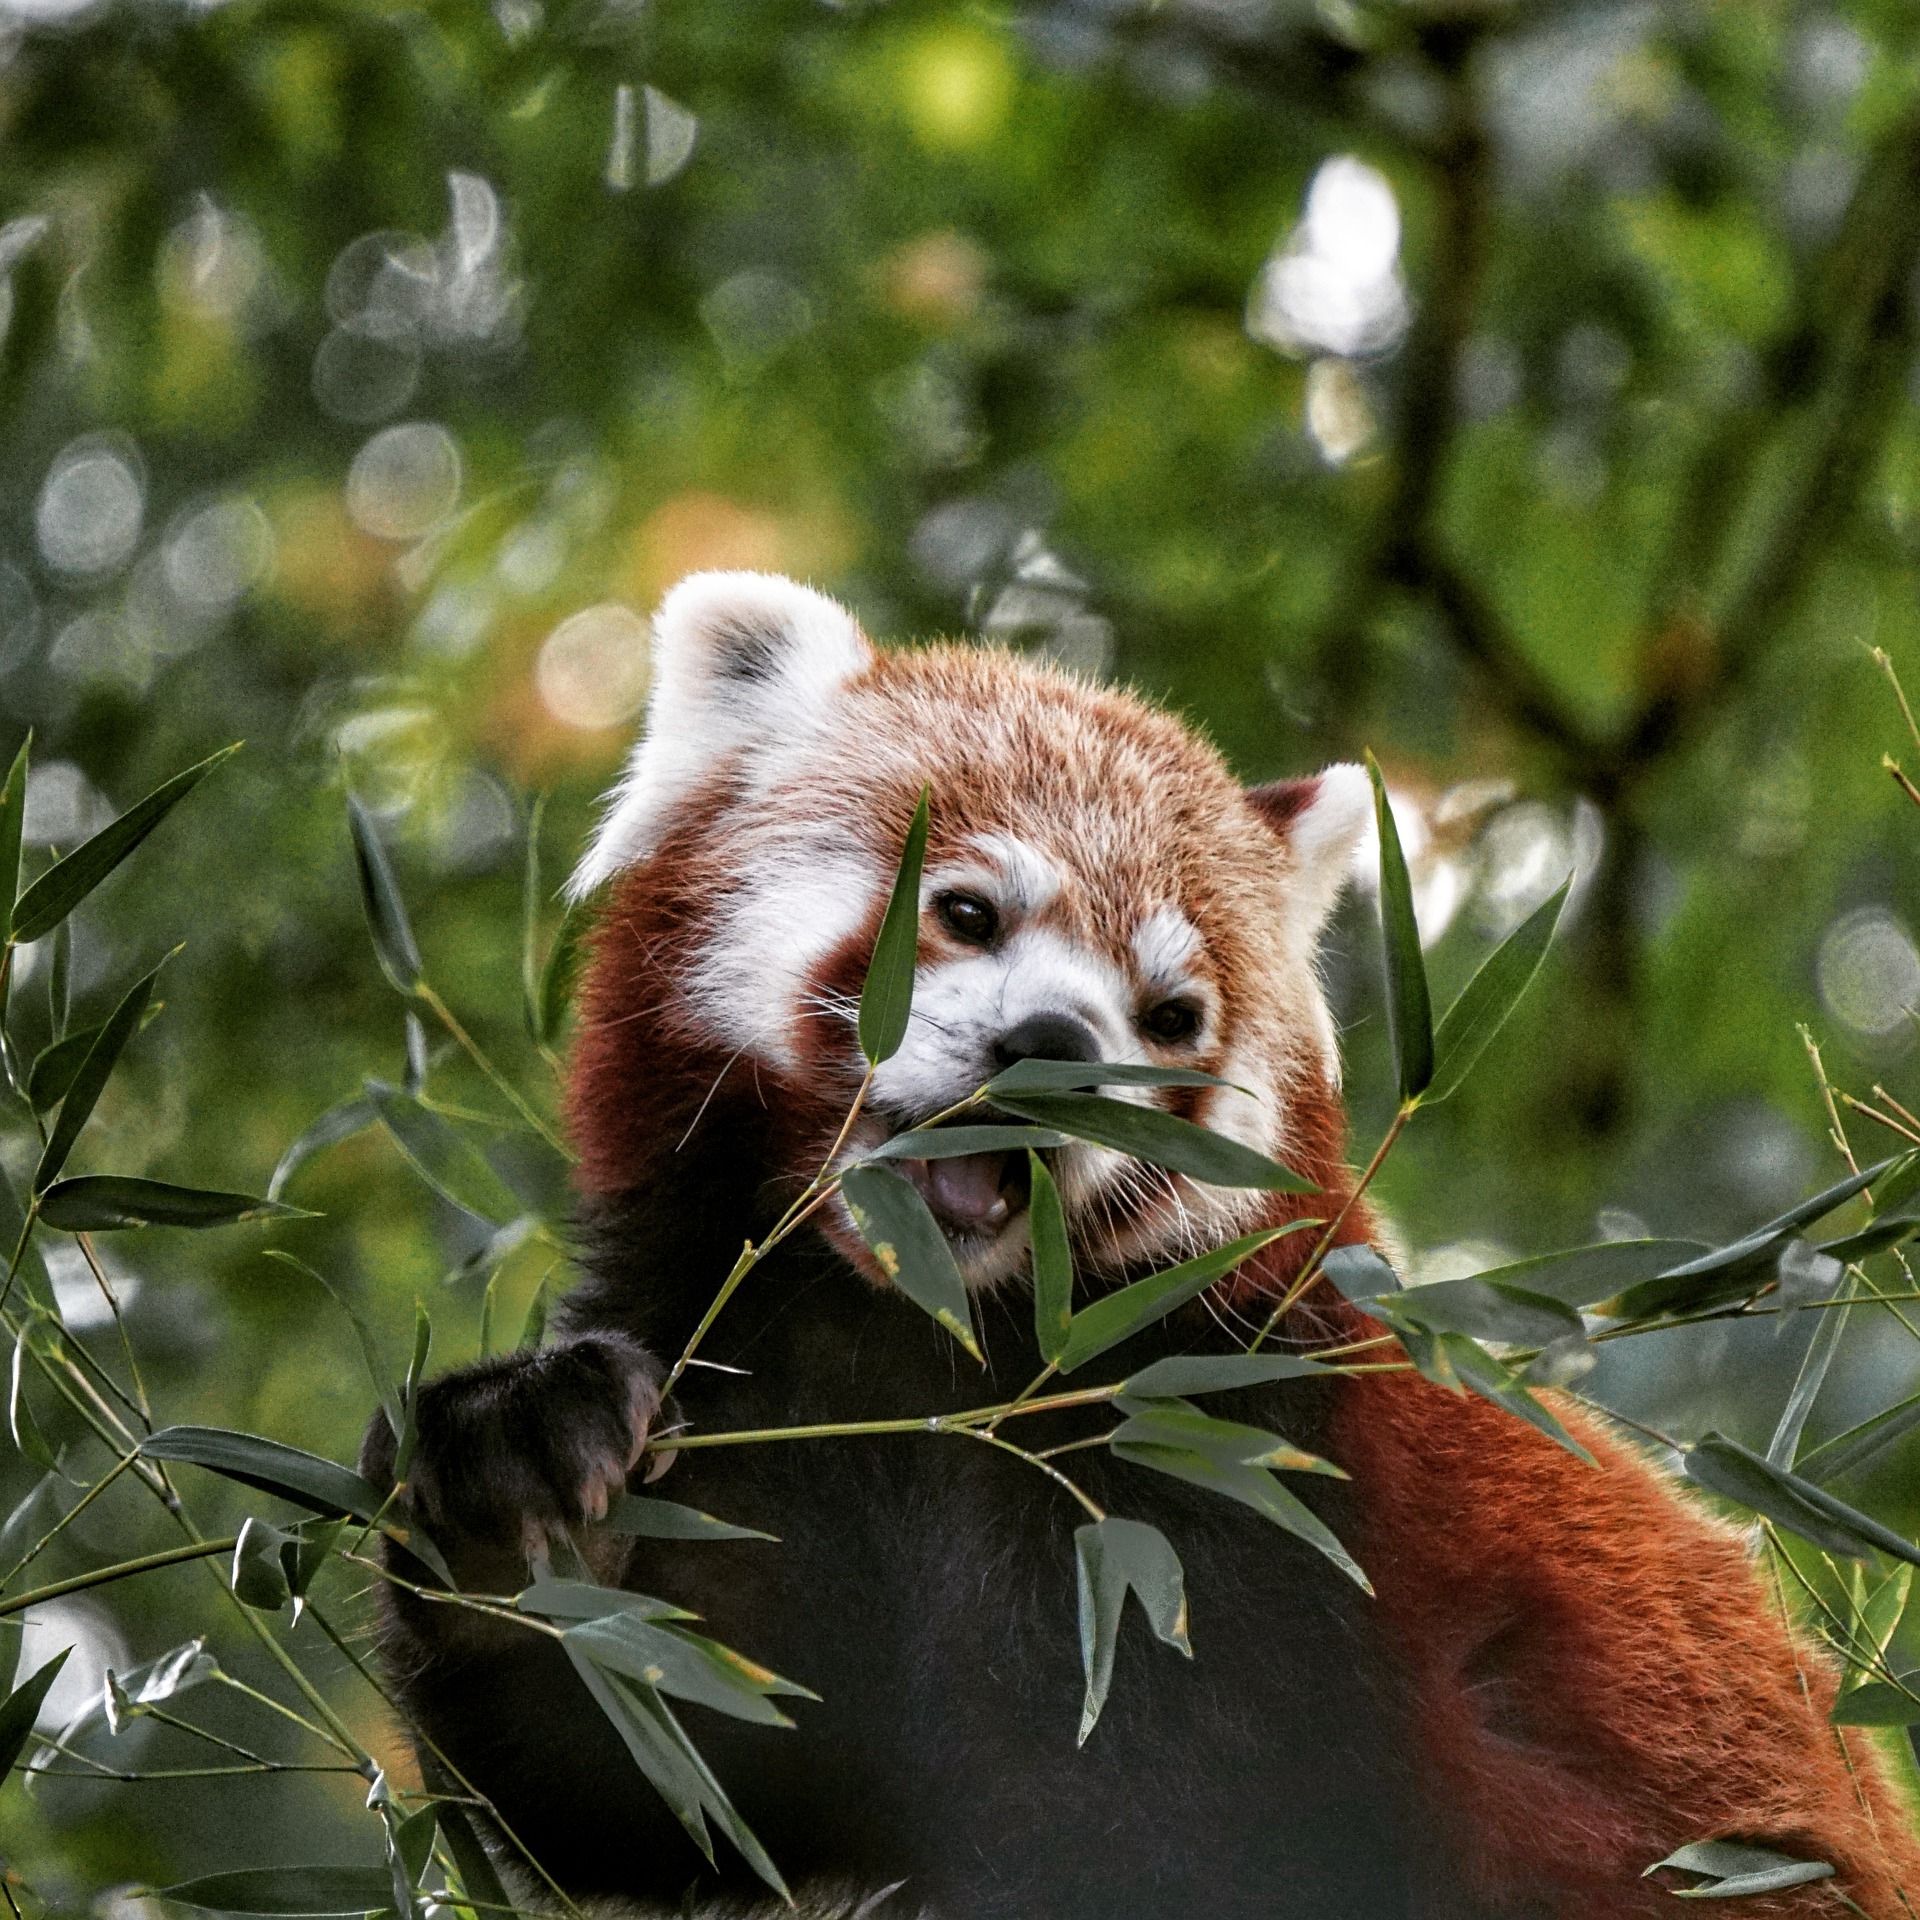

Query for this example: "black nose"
[993,1012,1101,1069]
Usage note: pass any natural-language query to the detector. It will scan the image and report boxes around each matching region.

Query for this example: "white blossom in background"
[1247,155,1410,360]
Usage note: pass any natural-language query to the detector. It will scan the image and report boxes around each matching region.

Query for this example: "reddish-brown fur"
[566,589,1920,1913]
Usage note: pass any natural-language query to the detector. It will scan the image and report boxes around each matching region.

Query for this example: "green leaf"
[38,1176,308,1232]
[1073,1517,1190,1744]
[139,1425,450,1585]
[1767,1271,1854,1468]
[838,1163,981,1361]
[561,1641,789,1896]
[1438,1334,1597,1466]
[364,1080,521,1225]
[1056,1225,1309,1374]
[858,786,929,1066]
[1110,1396,1343,1476]
[985,1060,1233,1095]
[863,1124,1068,1162]
[1029,1151,1073,1365]
[11,743,240,946]
[231,1516,293,1610]
[263,1251,401,1437]
[1119,1352,1329,1398]
[1684,1433,1920,1567]
[420,1754,512,1915]
[44,916,69,1038]
[565,1613,816,1726]
[0,1648,71,1782]
[10,1333,56,1470]
[1798,1386,1920,1484]
[393,1303,431,1482]
[1110,1439,1371,1592]
[0,1167,52,1315]
[141,1425,384,1518]
[157,1867,395,1917]
[537,904,587,1049]
[1830,1681,1920,1726]
[519,1270,553,1350]
[1646,1840,1834,1898]
[993,1091,1315,1193]
[1319,1241,1402,1299]
[347,794,424,997]
[28,1015,161,1115]
[268,1096,376,1201]
[1365,752,1432,1103]
[1424,880,1570,1105]
[33,955,167,1192]
[1457,1239,1710,1309]
[0,733,28,944]
[54,1638,217,1748]
[517,1579,696,1624]
[1604,1159,1900,1322]
[1371,1275,1586,1350]
[520,792,548,1034]
[604,1493,777,1542]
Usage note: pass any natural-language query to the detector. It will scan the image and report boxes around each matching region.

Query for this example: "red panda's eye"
[1142,999,1201,1044]
[936,892,999,946]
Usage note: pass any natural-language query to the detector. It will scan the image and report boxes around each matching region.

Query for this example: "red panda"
[364,572,1920,1920]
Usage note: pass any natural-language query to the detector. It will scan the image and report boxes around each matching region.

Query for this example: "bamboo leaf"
[604,1493,777,1543]
[565,1613,816,1726]
[0,1648,71,1782]
[1647,1841,1834,1899]
[38,1176,308,1232]
[993,1091,1315,1193]
[858,787,929,1066]
[11,743,240,945]
[838,1163,981,1361]
[1119,1353,1329,1398]
[268,1096,376,1201]
[1425,880,1570,1105]
[1365,752,1432,1103]
[157,1868,395,1917]
[1110,1396,1343,1476]
[1685,1433,1920,1567]
[1366,1274,1585,1350]
[347,794,424,997]
[1029,1151,1073,1365]
[1604,1158,1902,1321]
[1767,1273,1854,1468]
[1057,1225,1308,1374]
[1110,1439,1371,1592]
[985,1060,1232,1095]
[1073,1517,1189,1745]
[33,956,167,1192]
[863,1124,1067,1163]
[1830,1681,1920,1726]
[364,1080,520,1225]
[0,733,27,944]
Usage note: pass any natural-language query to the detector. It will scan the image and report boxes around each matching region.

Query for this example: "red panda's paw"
[361,1332,662,1567]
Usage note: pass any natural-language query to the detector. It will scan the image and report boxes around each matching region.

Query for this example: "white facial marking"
[969,833,1063,915]
[686,835,882,1068]
[1132,905,1202,986]
[870,927,1144,1119]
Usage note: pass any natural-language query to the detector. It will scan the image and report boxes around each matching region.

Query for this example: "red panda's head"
[565,572,1369,1290]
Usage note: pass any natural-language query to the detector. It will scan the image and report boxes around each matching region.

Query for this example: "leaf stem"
[1248,1100,1414,1351]
[414,983,572,1160]
[0,1535,240,1617]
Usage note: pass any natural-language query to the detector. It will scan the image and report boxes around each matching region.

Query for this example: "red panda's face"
[568,574,1370,1290]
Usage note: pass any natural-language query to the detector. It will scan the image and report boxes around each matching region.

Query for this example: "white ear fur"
[568,572,872,898]
[1258,762,1372,944]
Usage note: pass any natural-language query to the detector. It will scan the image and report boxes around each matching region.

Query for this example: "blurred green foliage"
[4,0,1920,1899]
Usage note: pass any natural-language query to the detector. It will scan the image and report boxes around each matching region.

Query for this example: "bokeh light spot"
[36,435,145,576]
[535,604,651,729]
[1817,906,1920,1043]
[346,423,462,541]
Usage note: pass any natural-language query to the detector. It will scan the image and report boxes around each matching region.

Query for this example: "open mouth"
[894,1146,1034,1241]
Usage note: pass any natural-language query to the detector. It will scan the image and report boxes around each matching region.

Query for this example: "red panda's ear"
[569,572,874,898]
[1247,763,1371,943]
